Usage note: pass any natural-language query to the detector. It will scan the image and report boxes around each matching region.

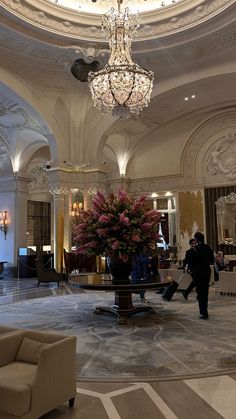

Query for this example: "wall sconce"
[71,202,83,224]
[0,211,8,240]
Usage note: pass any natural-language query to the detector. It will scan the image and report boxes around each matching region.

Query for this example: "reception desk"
[18,254,53,278]
[0,261,7,279]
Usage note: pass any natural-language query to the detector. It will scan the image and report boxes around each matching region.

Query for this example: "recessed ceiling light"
[191,94,196,99]
[184,97,189,101]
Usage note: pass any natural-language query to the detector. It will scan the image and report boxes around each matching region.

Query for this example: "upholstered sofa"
[0,328,77,418]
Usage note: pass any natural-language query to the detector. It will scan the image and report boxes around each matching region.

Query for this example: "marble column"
[0,176,29,269]
[64,190,72,252]
[49,186,67,273]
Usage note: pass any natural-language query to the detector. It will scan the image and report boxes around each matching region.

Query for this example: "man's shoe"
[199,314,209,319]
[182,291,188,300]
[141,298,150,303]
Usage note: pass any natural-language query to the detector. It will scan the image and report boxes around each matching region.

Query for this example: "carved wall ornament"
[0,30,26,52]
[207,133,236,180]
[0,139,12,175]
[0,95,49,135]
[49,186,68,196]
[182,110,236,179]
[28,165,48,191]
[0,141,8,161]
[216,191,236,206]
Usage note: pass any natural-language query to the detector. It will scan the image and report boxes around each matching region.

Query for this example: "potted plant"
[74,189,159,280]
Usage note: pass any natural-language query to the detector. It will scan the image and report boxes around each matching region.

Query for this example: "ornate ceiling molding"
[0,0,235,43]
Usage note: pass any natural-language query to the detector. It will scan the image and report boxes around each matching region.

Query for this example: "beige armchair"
[0,329,77,419]
[219,271,236,294]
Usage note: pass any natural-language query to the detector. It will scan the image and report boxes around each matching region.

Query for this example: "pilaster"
[49,186,68,273]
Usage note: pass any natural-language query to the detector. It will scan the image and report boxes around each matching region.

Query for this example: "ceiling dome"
[47,0,183,14]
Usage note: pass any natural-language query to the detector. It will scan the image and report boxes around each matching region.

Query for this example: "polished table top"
[69,273,171,290]
[69,273,172,324]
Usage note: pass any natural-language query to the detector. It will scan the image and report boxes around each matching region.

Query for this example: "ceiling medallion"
[88,0,154,119]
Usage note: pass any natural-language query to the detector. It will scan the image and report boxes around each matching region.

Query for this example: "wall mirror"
[215,192,236,245]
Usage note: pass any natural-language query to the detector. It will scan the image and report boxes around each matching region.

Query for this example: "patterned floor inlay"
[40,376,236,418]
[0,278,235,382]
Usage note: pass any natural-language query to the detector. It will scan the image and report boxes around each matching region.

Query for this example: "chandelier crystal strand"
[88,0,154,119]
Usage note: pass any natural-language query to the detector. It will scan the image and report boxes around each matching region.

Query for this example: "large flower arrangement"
[74,189,159,262]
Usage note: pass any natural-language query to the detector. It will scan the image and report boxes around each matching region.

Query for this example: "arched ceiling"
[0,0,235,178]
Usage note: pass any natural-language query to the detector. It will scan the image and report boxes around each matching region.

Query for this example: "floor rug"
[0,290,235,381]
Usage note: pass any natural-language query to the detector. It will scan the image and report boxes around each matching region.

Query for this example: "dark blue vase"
[107,256,132,282]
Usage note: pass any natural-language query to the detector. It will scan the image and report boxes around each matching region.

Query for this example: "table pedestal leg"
[94,290,155,324]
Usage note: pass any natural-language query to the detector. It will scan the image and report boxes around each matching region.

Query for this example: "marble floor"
[0,276,235,419]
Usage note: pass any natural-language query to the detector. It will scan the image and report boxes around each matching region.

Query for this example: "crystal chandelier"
[88,0,154,119]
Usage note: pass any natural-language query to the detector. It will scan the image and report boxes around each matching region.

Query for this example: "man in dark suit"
[182,238,196,300]
[189,232,214,319]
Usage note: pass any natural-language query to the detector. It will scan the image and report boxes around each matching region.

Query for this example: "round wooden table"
[69,273,171,324]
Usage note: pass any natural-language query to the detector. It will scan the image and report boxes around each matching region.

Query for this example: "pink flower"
[121,253,129,263]
[112,240,120,250]
[131,234,142,242]
[119,212,130,224]
[97,190,106,201]
[98,215,110,223]
[118,189,129,203]
[74,188,159,258]
[96,228,107,237]
[146,209,159,218]
[141,223,153,230]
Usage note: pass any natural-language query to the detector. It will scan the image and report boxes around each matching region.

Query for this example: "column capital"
[49,186,68,196]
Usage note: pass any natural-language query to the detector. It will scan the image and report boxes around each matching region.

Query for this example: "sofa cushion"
[16,337,49,364]
[0,325,17,335]
[0,361,37,416]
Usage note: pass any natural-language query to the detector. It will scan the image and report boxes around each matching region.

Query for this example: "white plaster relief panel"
[28,165,48,192]
[0,139,12,174]
[0,95,48,135]
[182,110,236,178]
[206,133,236,180]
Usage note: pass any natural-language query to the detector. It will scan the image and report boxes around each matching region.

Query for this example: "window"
[27,201,51,248]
